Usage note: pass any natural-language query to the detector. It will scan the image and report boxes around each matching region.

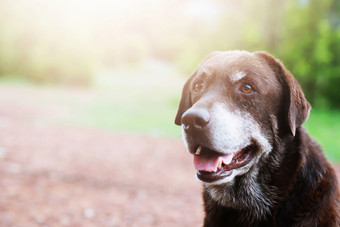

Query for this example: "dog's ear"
[174,78,193,125]
[255,52,311,136]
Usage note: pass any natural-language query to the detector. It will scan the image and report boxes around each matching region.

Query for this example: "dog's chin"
[191,142,259,185]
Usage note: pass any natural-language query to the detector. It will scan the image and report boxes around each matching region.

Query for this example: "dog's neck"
[204,168,279,222]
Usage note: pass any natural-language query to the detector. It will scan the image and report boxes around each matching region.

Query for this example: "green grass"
[51,65,186,138]
[304,109,340,162]
[68,91,340,161]
[65,87,183,137]
[0,63,185,138]
[63,81,340,161]
[1,69,339,161]
[0,75,35,85]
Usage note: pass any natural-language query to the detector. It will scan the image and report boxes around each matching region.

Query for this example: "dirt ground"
[0,86,339,227]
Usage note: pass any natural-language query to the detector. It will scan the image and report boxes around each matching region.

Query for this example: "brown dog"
[175,51,340,226]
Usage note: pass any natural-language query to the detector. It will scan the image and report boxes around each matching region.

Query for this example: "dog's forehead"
[196,51,272,82]
[203,50,253,66]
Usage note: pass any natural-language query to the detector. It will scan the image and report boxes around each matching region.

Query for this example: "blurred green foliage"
[0,0,339,108]
[304,109,340,161]
[277,0,340,108]
[171,0,340,108]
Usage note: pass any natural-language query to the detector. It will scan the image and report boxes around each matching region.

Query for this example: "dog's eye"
[194,83,204,92]
[241,84,253,94]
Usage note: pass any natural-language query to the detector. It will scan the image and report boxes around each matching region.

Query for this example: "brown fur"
[175,51,340,226]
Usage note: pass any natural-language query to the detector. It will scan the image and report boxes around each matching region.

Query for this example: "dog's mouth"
[192,143,258,183]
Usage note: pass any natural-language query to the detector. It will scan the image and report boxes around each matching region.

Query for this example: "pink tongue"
[193,153,234,172]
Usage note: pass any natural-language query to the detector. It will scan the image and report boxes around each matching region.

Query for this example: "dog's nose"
[181,109,210,130]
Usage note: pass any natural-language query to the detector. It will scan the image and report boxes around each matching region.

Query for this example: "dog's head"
[175,50,311,185]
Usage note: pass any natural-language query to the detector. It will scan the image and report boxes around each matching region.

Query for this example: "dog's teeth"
[217,159,222,170]
[195,146,202,155]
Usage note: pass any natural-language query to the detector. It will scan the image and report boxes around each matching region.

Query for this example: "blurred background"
[0,0,339,226]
